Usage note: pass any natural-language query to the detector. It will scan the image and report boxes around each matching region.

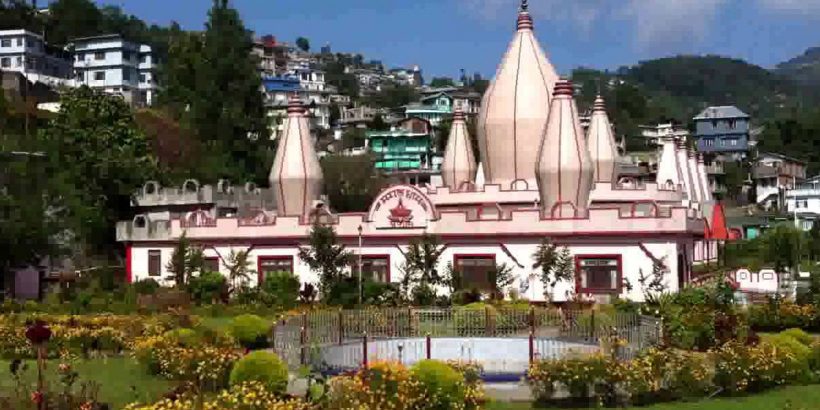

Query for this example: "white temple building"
[117,1,726,303]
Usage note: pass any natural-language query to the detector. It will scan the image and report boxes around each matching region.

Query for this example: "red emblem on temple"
[388,198,414,228]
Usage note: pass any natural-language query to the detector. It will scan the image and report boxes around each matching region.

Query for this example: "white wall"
[130,238,685,303]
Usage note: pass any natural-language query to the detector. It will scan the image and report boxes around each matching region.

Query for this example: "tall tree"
[40,86,158,257]
[321,153,385,213]
[295,36,310,52]
[161,0,270,183]
[45,0,103,46]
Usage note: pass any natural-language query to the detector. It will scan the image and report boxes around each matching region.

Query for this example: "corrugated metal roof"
[694,106,750,120]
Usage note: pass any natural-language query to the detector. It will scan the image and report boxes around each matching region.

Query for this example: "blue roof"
[262,76,300,93]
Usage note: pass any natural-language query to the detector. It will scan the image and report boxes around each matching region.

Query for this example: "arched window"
[182,179,199,193]
[133,215,148,228]
[143,181,159,195]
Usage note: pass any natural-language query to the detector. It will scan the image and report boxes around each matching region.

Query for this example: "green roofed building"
[366,117,441,182]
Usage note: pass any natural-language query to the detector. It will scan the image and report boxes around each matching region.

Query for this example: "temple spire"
[269,94,324,217]
[586,95,617,184]
[441,107,477,191]
[479,0,556,190]
[536,80,594,218]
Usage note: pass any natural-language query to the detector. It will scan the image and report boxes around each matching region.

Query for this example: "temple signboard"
[368,185,436,229]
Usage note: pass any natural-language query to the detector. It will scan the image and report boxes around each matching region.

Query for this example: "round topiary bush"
[410,360,466,409]
[163,328,200,347]
[230,314,271,350]
[780,328,814,346]
[229,351,289,395]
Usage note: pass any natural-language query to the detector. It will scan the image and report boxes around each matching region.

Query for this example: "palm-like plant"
[224,249,255,292]
[298,223,353,296]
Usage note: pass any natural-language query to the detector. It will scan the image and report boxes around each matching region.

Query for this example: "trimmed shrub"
[229,351,289,395]
[780,328,814,346]
[260,271,300,309]
[809,342,820,373]
[134,278,160,295]
[761,333,812,360]
[410,360,466,410]
[163,328,200,347]
[229,314,271,350]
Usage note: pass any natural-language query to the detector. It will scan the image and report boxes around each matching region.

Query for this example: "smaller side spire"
[587,95,618,184]
[536,79,594,218]
[269,93,324,217]
[441,107,477,191]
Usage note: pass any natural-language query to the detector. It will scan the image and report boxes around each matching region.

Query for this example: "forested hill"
[776,47,820,87]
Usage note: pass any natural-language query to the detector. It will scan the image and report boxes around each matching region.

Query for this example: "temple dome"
[535,80,593,217]
[586,95,618,184]
[477,0,559,190]
[269,95,324,217]
[441,108,477,191]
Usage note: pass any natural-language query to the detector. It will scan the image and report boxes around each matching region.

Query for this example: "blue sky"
[83,0,820,78]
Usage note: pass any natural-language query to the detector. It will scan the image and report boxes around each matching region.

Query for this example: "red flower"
[31,390,43,404]
[25,321,52,345]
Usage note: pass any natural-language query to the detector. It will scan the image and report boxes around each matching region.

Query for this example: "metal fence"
[271,307,662,374]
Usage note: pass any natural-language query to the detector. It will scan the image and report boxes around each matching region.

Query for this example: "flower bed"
[527,330,816,408]
[0,314,178,359]
[124,381,311,410]
[748,302,819,332]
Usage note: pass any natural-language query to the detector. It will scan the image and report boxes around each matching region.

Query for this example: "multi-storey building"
[263,75,331,138]
[693,106,751,159]
[754,152,807,209]
[137,45,157,107]
[366,117,441,185]
[252,35,290,77]
[388,65,423,87]
[785,176,820,231]
[72,34,155,106]
[0,29,73,87]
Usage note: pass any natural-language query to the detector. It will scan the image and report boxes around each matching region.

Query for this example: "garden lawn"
[0,357,174,409]
[486,384,820,409]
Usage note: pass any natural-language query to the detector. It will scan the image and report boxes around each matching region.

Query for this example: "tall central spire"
[477,0,558,190]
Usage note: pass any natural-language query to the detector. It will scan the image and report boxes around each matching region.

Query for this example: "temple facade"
[117,1,724,303]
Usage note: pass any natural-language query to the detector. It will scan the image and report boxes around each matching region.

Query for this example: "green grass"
[485,385,820,409]
[0,357,174,409]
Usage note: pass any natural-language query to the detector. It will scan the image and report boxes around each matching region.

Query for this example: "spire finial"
[516,0,533,30]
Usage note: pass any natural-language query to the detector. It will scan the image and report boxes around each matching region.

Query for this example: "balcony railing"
[706,164,725,174]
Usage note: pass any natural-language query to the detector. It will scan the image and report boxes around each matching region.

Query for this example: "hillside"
[775,47,820,87]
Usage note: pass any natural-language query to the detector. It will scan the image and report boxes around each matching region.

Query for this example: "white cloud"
[461,0,728,51]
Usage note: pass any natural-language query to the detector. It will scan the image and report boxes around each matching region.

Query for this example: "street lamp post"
[358,225,363,306]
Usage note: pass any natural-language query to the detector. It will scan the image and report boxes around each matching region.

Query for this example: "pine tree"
[161,0,271,183]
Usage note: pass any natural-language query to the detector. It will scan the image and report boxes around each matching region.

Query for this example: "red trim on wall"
[573,254,623,295]
[360,254,392,283]
[256,255,295,284]
[125,244,132,284]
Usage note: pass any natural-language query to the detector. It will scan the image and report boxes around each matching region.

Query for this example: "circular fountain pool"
[316,337,598,382]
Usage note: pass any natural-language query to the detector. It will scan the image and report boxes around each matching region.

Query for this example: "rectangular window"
[454,255,496,291]
[0,39,10,47]
[123,70,130,81]
[94,71,105,81]
[257,256,294,283]
[139,73,147,83]
[361,256,390,283]
[14,57,21,67]
[123,51,131,61]
[0,57,9,68]
[94,51,105,60]
[204,257,220,273]
[576,255,622,294]
[148,250,162,277]
[140,54,147,63]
